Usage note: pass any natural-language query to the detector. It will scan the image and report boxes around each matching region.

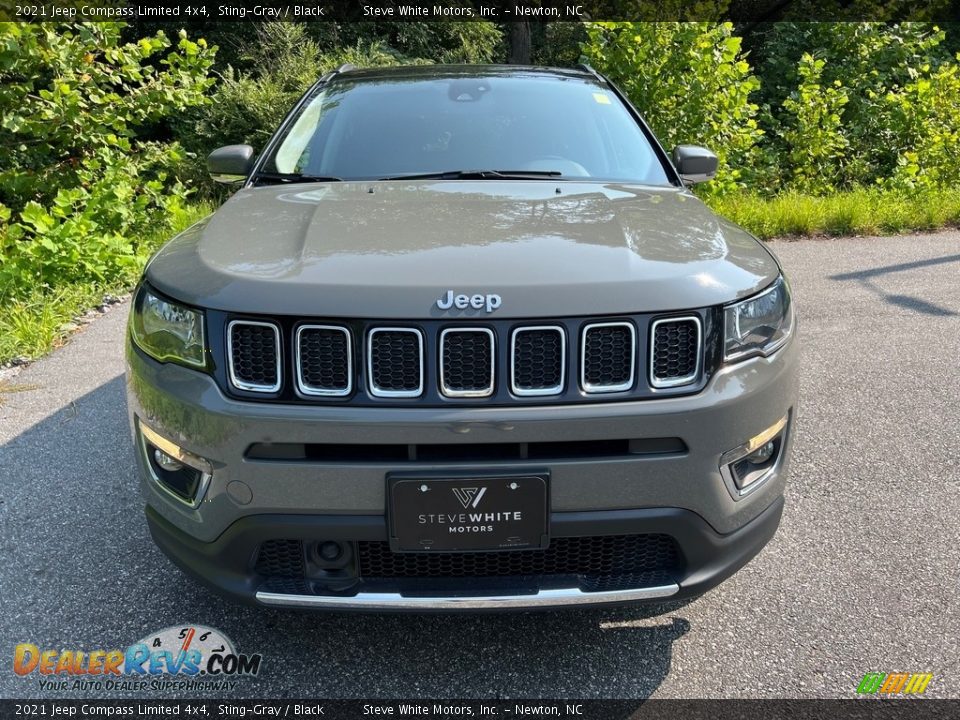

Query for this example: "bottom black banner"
[0,700,957,720]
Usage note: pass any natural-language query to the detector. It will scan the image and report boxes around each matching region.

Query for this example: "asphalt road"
[1,232,958,700]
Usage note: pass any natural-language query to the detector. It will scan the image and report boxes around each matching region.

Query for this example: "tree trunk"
[508,22,532,65]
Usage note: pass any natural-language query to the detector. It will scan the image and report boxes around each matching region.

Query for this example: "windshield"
[260,71,674,185]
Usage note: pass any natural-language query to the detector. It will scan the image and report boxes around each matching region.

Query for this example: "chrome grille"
[581,322,636,393]
[296,325,351,397]
[651,317,701,388]
[440,328,495,397]
[367,328,424,398]
[227,320,281,392]
[511,326,565,396]
[223,313,706,403]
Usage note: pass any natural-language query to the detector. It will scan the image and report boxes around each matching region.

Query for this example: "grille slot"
[511,326,565,396]
[439,328,495,398]
[581,322,636,393]
[650,316,701,388]
[367,328,424,398]
[227,320,281,392]
[358,534,682,584]
[296,325,352,397]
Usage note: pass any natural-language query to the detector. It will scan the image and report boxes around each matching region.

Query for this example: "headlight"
[724,276,793,362]
[130,286,207,368]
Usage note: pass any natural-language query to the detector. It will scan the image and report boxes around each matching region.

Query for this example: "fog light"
[746,441,776,464]
[720,414,789,498]
[153,449,184,472]
[138,420,213,508]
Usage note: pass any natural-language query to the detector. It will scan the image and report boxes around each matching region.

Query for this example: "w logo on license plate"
[452,487,486,509]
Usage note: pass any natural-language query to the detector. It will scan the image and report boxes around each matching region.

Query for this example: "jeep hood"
[147,182,780,318]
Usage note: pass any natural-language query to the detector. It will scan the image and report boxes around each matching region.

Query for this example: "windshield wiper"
[377,170,563,181]
[254,172,344,184]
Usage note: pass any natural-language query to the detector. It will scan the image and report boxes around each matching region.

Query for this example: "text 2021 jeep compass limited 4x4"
[126,64,798,610]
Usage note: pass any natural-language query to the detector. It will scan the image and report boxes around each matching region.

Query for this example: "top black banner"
[3,0,960,23]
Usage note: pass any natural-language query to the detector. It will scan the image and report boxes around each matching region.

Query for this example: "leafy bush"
[581,21,762,194]
[0,203,212,364]
[750,22,954,190]
[882,57,960,191]
[781,54,849,194]
[366,21,502,64]
[0,23,214,301]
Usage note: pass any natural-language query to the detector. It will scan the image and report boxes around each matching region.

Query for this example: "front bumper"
[128,330,797,610]
[146,497,784,611]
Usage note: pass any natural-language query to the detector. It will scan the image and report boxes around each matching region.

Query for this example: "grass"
[708,187,960,240]
[0,203,213,366]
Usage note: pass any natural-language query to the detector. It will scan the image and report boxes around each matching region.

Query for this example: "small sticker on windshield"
[593,93,611,105]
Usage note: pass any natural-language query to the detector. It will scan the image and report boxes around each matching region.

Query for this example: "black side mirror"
[207,145,255,184]
[672,145,718,184]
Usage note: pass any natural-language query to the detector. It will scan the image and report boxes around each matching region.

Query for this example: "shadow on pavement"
[828,252,960,281]
[828,252,960,316]
[1,375,693,699]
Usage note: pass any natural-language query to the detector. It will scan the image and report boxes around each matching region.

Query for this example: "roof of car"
[328,63,603,84]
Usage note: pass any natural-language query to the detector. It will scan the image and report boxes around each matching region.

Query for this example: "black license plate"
[388,473,549,552]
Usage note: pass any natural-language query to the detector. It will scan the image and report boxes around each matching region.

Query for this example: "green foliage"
[533,22,587,67]
[0,203,212,365]
[781,54,850,193]
[882,57,960,190]
[583,21,960,199]
[581,21,762,194]
[750,22,955,190]
[0,22,214,302]
[136,20,503,71]
[368,21,503,63]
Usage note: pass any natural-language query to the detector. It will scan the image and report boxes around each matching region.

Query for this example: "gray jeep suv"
[126,65,798,610]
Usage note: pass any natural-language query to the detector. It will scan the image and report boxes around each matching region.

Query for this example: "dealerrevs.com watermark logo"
[856,672,933,696]
[12,625,262,692]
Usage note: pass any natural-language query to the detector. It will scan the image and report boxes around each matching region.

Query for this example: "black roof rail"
[318,63,357,84]
[575,63,605,82]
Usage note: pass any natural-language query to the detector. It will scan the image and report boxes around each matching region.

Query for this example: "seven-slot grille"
[227,320,281,392]
[367,328,424,398]
[227,317,704,399]
[650,317,702,388]
[440,328,495,397]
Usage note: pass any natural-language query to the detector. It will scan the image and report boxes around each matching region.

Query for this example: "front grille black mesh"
[255,539,304,577]
[513,328,564,392]
[298,327,350,393]
[230,323,279,390]
[357,534,681,580]
[441,330,493,394]
[369,330,422,394]
[583,324,634,389]
[653,319,699,384]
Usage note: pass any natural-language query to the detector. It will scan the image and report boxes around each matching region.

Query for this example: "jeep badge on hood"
[436,290,502,313]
